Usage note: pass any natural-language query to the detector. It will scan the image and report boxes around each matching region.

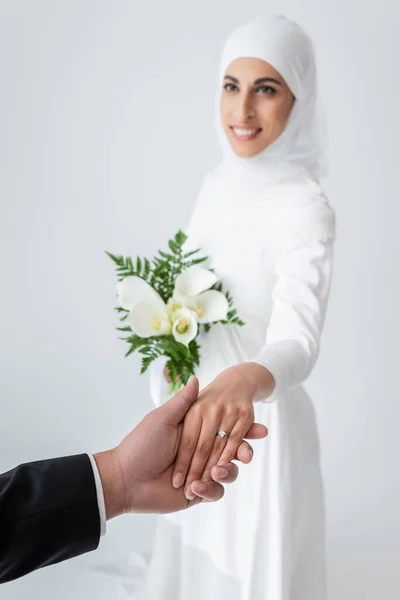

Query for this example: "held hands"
[94,375,268,518]
[170,363,272,501]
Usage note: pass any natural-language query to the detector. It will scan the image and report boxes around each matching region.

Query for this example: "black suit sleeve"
[0,453,101,584]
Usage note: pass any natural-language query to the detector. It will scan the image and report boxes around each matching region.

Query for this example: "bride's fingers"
[183,417,229,499]
[197,425,263,483]
[244,423,268,440]
[163,365,172,383]
[236,440,254,464]
[163,366,182,384]
[217,417,253,467]
[189,462,239,502]
[210,462,239,484]
[199,417,238,482]
[200,439,254,486]
[189,480,224,504]
[171,412,202,490]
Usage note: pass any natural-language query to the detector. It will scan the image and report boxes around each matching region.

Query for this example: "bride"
[125,14,336,600]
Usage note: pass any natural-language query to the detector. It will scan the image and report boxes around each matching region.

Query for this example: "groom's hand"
[94,377,268,517]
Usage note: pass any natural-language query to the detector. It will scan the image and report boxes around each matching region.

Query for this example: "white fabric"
[215,15,327,183]
[125,173,335,600]
[88,454,106,537]
[122,14,336,600]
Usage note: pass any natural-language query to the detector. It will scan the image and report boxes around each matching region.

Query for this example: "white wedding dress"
[122,164,336,600]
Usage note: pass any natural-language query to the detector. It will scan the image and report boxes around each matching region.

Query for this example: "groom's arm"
[0,454,102,584]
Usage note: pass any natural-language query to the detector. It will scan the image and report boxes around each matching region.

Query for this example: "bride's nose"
[234,91,256,122]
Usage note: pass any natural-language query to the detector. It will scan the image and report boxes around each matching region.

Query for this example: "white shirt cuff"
[88,454,107,537]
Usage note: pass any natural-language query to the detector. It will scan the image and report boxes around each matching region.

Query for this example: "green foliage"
[150,231,208,303]
[106,251,152,283]
[106,231,208,304]
[117,332,200,387]
[107,230,244,382]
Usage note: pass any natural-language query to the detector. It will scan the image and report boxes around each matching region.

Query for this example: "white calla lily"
[166,296,184,320]
[126,301,171,338]
[174,266,217,298]
[117,276,166,312]
[172,308,198,346]
[179,295,200,319]
[191,290,229,324]
[117,276,171,337]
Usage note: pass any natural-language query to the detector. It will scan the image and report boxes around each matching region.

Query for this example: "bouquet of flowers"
[107,231,244,393]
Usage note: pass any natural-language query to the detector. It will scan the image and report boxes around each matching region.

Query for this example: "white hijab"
[214,15,327,184]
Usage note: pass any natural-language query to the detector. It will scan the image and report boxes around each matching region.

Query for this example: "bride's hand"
[171,363,267,500]
[163,365,180,385]
[163,365,171,383]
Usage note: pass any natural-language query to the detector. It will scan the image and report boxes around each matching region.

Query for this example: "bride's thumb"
[161,376,199,424]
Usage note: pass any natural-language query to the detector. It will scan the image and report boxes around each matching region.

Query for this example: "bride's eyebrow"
[254,76,282,86]
[224,75,282,86]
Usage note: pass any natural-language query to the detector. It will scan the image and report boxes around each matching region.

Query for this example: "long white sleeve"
[251,200,336,403]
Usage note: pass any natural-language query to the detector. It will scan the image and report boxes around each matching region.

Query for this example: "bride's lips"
[229,125,262,142]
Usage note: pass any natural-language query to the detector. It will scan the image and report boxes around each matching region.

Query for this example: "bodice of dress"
[150,167,336,405]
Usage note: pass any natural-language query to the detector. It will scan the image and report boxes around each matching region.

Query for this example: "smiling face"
[220,57,295,158]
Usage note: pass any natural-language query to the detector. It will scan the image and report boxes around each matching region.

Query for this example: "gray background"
[1,1,399,598]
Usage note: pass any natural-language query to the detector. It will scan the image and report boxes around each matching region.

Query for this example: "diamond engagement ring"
[217,430,228,438]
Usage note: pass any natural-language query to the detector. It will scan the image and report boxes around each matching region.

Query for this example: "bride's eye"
[223,83,238,93]
[255,85,277,96]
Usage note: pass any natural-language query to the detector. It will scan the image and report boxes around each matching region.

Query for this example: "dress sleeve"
[251,199,336,403]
